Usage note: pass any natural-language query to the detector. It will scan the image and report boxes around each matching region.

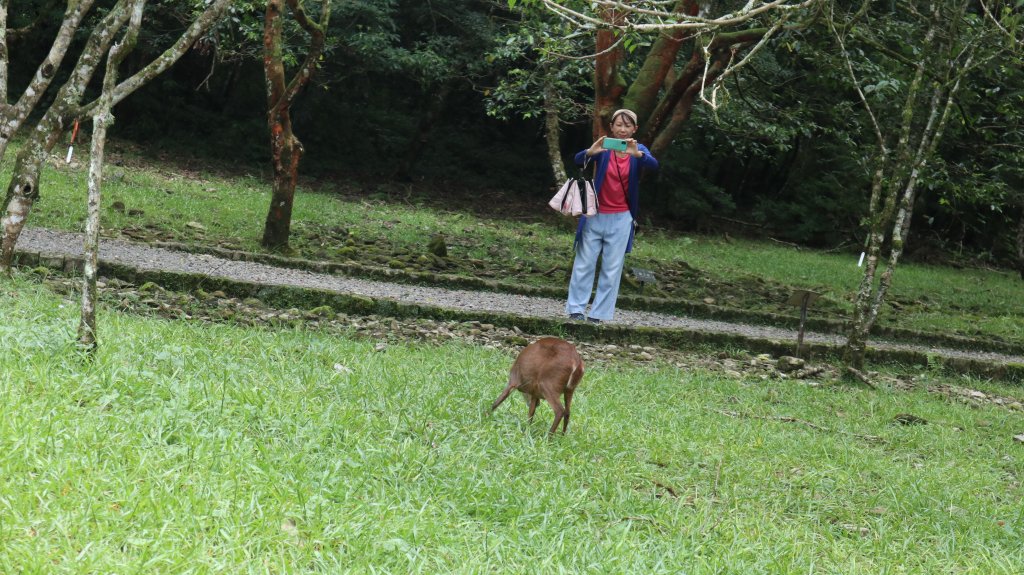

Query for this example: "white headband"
[611,109,638,125]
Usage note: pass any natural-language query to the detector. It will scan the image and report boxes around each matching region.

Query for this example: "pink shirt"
[599,152,631,214]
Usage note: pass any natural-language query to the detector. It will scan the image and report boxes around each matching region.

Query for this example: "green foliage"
[825,0,1024,266]
[646,141,736,228]
[638,41,873,245]
[918,51,1024,262]
[322,0,498,87]
[109,0,556,185]
[484,3,592,123]
[10,0,1023,260]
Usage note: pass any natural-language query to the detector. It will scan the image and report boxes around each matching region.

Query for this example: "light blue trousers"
[565,211,633,321]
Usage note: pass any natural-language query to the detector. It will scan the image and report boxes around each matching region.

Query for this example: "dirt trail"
[15,227,1024,366]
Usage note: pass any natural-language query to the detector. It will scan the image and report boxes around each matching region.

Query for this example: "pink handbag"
[548,161,598,217]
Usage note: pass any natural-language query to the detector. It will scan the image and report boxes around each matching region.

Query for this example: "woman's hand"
[586,137,606,156]
[626,139,642,158]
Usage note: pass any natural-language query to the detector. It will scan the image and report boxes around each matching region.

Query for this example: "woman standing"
[566,109,659,324]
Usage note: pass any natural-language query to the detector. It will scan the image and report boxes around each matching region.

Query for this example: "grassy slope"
[19,144,1023,348]
[2,275,1023,573]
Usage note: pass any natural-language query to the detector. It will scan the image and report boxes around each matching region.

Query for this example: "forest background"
[3,0,1022,266]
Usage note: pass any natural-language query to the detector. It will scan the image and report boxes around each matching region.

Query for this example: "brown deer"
[490,337,585,434]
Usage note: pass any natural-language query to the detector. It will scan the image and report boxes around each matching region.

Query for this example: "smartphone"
[602,137,628,152]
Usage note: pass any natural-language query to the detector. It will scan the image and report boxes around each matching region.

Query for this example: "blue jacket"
[573,144,659,253]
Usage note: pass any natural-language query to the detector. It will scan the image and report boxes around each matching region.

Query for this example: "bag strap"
[579,156,598,212]
[579,156,592,179]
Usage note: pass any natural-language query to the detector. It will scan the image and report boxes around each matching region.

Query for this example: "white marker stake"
[66,145,74,164]
[857,252,865,267]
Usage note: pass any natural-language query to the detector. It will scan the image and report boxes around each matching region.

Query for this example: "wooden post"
[786,289,820,358]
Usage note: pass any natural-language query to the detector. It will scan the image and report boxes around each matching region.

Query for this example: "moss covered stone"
[309,305,334,317]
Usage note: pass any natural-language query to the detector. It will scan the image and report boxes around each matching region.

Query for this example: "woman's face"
[610,115,637,139]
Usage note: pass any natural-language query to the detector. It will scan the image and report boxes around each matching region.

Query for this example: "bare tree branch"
[0,0,97,162]
[541,0,820,32]
[979,0,1023,46]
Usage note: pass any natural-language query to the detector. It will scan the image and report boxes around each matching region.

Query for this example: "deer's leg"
[542,392,566,435]
[526,395,540,422]
[561,388,575,433]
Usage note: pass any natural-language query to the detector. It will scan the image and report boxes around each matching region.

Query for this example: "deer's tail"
[567,355,584,389]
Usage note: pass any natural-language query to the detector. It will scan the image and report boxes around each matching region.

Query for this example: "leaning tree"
[828,0,1023,372]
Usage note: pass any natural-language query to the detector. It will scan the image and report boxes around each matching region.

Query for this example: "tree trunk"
[1,1,133,273]
[594,16,769,155]
[640,28,766,156]
[1017,208,1024,280]
[842,165,888,369]
[648,56,729,156]
[0,117,68,275]
[259,0,329,251]
[623,0,694,124]
[261,109,303,250]
[592,6,627,138]
[546,1,823,162]
[840,7,967,370]
[261,0,292,250]
[0,1,7,106]
[79,0,145,351]
[543,74,566,184]
[80,115,105,350]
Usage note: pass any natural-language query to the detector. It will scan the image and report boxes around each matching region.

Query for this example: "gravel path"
[17,227,1024,366]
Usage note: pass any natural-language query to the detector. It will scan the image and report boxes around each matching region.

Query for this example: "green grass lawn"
[17,143,1023,348]
[3,273,1023,573]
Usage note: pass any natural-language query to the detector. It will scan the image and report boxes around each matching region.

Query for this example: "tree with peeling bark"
[260,0,330,251]
[518,0,822,155]
[829,0,1022,371]
[0,0,235,276]
[79,0,146,351]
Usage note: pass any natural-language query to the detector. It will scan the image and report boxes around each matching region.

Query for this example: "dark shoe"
[568,313,585,321]
[587,317,602,324]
